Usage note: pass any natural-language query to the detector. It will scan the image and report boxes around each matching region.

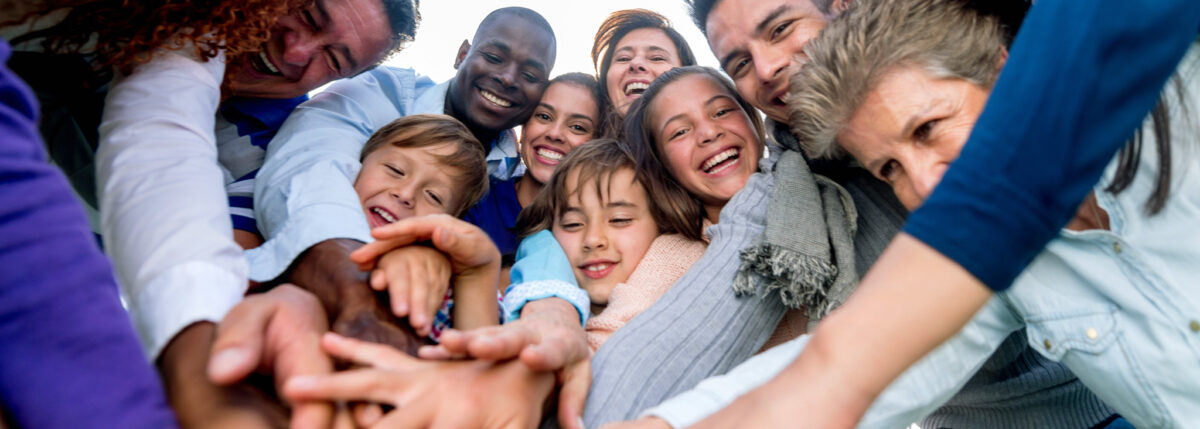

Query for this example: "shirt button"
[1086,328,1098,340]
[1190,320,1200,332]
[1043,339,1052,350]
[1113,242,1122,253]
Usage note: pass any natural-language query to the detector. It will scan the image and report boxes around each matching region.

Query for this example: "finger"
[331,404,357,429]
[427,259,451,326]
[387,265,411,319]
[321,332,413,371]
[469,324,540,361]
[350,217,445,264]
[289,401,335,429]
[521,328,589,372]
[408,263,430,335]
[282,370,397,404]
[557,359,592,429]
[416,344,467,360]
[352,402,384,428]
[207,295,273,385]
[369,269,387,291]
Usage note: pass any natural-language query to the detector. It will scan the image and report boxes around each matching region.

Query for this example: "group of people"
[1,0,1197,428]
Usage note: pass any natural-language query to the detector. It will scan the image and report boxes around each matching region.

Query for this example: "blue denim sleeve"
[904,0,1200,291]
[503,230,589,324]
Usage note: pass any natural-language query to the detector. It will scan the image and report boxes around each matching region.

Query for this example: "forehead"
[615,28,676,52]
[705,0,822,58]
[542,83,599,115]
[649,74,730,124]
[565,167,642,204]
[473,15,556,65]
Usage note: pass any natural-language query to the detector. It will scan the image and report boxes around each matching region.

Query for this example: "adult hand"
[419,298,590,429]
[291,238,424,356]
[283,333,556,429]
[598,416,672,429]
[369,244,452,337]
[203,284,337,429]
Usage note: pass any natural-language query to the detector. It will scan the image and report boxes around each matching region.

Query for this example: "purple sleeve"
[0,40,177,428]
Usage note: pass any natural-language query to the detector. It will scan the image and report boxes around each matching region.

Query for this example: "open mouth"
[624,81,650,96]
[535,146,565,164]
[580,261,617,280]
[480,88,513,108]
[371,206,398,225]
[701,148,741,175]
[250,50,283,76]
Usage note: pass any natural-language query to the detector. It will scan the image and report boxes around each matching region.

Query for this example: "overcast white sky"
[383,0,721,82]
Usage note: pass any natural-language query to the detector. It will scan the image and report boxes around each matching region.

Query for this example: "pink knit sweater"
[586,233,707,352]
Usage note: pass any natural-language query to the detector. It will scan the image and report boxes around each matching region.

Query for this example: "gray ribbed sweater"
[583,126,1113,428]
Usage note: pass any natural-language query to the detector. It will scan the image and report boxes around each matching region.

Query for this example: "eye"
[668,127,689,141]
[483,53,502,64]
[714,107,734,118]
[522,71,540,84]
[771,20,794,40]
[569,123,591,135]
[610,217,633,226]
[326,50,342,74]
[878,159,900,181]
[387,165,405,177]
[614,56,631,63]
[913,119,939,141]
[534,112,552,122]
[651,56,668,62]
[301,10,318,28]
[426,190,444,207]
[728,57,750,78]
[559,220,583,231]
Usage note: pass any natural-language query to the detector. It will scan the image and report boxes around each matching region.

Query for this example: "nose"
[696,119,723,146]
[544,123,566,144]
[627,54,647,72]
[751,44,790,85]
[494,63,518,89]
[907,154,949,204]
[281,28,321,66]
[582,222,607,251]
[390,183,418,211]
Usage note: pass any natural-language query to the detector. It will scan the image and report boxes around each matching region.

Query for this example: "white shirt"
[96,49,246,358]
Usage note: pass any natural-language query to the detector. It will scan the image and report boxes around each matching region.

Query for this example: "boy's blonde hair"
[360,114,489,217]
[516,138,697,239]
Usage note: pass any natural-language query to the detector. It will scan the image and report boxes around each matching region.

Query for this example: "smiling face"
[705,0,833,123]
[447,15,556,138]
[605,28,684,117]
[225,0,395,99]
[520,82,601,184]
[354,142,465,228]
[838,66,990,211]
[552,168,659,306]
[649,73,761,221]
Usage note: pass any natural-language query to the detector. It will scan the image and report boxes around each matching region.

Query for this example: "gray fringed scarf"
[732,135,860,321]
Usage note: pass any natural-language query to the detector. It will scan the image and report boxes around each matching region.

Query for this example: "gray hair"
[786,0,1006,159]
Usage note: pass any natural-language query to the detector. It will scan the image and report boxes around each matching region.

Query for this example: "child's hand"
[351,214,500,288]
[372,245,451,337]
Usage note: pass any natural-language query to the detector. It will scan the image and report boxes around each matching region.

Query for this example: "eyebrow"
[313,0,360,72]
[899,101,938,138]
[719,4,792,72]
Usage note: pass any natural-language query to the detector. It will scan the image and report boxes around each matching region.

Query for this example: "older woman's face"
[606,28,683,117]
[650,74,761,219]
[838,65,990,211]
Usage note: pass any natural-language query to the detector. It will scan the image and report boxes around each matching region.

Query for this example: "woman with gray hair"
[639,0,1198,427]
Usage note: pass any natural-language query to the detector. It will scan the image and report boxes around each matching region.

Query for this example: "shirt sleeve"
[0,40,177,428]
[503,229,589,324]
[96,48,246,358]
[904,0,1200,291]
[246,68,431,282]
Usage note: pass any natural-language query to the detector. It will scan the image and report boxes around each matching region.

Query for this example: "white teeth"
[702,148,739,172]
[586,264,611,272]
[259,50,280,74]
[372,207,397,224]
[624,82,649,95]
[536,147,564,161]
[480,89,512,107]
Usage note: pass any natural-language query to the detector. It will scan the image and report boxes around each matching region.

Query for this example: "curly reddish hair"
[6,0,311,70]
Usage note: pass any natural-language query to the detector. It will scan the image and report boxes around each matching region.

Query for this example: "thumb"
[207,295,274,385]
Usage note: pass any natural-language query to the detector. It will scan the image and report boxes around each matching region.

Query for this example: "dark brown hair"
[360,114,487,217]
[591,9,697,138]
[515,138,701,241]
[621,66,764,236]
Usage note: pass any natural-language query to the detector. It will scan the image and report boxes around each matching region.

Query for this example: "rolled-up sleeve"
[905,0,1200,291]
[96,49,246,358]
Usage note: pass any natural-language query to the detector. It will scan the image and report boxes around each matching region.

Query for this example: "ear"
[829,0,852,15]
[453,40,470,69]
[996,46,1009,71]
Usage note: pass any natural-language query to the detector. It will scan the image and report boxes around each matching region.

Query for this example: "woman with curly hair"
[589,9,696,137]
[1,0,417,427]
